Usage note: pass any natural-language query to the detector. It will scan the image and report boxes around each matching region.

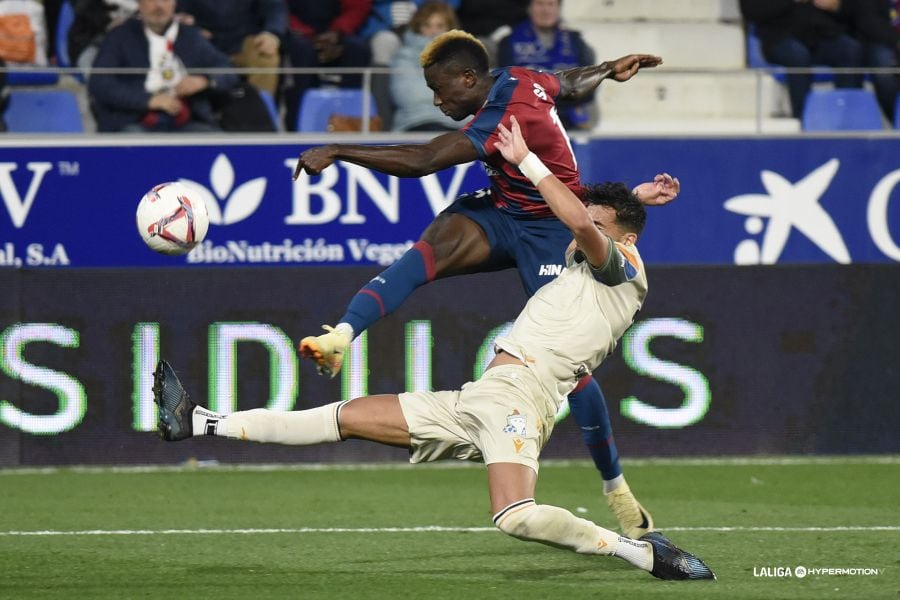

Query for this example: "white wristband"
[518,152,552,186]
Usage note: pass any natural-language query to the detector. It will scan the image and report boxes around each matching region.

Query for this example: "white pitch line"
[1,455,898,476]
[2,525,898,537]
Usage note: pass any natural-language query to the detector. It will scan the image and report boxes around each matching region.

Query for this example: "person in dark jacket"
[740,0,865,118]
[498,0,595,129]
[844,0,899,122]
[283,0,372,130]
[88,0,239,132]
[176,0,287,96]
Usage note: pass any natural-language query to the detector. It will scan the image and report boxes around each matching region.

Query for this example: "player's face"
[586,204,632,244]
[424,64,478,120]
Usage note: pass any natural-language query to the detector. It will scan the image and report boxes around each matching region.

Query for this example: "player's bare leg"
[299,213,492,377]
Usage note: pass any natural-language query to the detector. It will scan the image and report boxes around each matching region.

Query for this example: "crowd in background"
[0,0,898,133]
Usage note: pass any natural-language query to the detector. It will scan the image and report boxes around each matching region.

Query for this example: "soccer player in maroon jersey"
[293,29,678,540]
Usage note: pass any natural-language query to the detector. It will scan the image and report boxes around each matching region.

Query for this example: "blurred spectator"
[497,0,595,129]
[0,0,50,67]
[455,0,528,65]
[69,0,137,70]
[176,0,286,97]
[363,1,458,131]
[88,0,238,132]
[283,0,372,131]
[845,0,899,122]
[740,0,865,119]
[389,1,465,131]
[43,0,64,62]
[361,0,459,65]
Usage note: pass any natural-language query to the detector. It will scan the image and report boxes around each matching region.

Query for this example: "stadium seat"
[297,88,378,132]
[5,89,84,133]
[801,89,884,131]
[257,88,282,132]
[6,68,59,87]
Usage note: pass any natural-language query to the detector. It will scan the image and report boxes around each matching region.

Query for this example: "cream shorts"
[398,364,556,473]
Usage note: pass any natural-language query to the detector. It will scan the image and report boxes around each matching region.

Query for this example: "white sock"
[612,535,654,571]
[603,474,626,494]
[192,406,229,437]
[493,500,653,571]
[334,322,354,339]
[221,402,347,445]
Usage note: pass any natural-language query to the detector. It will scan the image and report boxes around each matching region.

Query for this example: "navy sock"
[340,241,436,335]
[567,377,622,481]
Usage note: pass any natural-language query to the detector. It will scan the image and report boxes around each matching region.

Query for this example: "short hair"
[419,29,489,74]
[410,1,460,35]
[582,182,646,236]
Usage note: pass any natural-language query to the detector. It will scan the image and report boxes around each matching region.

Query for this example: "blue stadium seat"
[257,88,282,132]
[297,88,378,132]
[7,68,59,86]
[801,89,884,131]
[5,89,84,133]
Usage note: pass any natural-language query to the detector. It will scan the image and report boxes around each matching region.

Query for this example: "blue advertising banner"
[1,136,899,267]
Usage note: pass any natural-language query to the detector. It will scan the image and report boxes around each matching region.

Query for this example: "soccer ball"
[136,182,209,255]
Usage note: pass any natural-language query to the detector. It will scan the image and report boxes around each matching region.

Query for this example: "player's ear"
[622,232,637,246]
[462,68,477,87]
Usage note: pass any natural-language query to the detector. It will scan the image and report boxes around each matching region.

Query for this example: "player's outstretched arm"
[292,131,479,180]
[555,54,662,101]
[495,116,611,267]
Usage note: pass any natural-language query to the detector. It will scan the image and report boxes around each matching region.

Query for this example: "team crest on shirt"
[503,409,527,436]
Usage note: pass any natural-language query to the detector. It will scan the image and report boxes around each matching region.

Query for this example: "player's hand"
[607,54,663,82]
[293,145,338,179]
[495,116,530,165]
[633,173,680,206]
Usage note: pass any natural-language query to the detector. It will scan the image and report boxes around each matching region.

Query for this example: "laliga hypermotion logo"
[180,153,266,225]
[724,158,850,264]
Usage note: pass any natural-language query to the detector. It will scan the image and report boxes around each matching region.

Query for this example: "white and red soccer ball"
[136,182,209,255]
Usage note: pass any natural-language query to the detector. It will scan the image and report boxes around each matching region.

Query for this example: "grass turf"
[1,458,897,599]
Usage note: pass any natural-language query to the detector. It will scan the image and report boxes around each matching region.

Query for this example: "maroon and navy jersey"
[461,66,581,219]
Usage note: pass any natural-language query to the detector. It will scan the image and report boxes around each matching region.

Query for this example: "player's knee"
[493,499,538,540]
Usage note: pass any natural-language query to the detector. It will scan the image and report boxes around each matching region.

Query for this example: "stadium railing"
[2,64,900,135]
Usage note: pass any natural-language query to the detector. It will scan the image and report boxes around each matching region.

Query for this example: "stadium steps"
[577,22,746,69]
[595,72,789,122]
[562,0,740,24]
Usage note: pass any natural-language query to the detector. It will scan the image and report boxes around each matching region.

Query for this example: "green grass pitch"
[1,457,897,599]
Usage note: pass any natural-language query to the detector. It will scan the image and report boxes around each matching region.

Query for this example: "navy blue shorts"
[442,188,571,296]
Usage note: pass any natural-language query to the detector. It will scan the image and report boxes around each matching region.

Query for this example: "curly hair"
[581,182,646,236]
[419,29,489,74]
